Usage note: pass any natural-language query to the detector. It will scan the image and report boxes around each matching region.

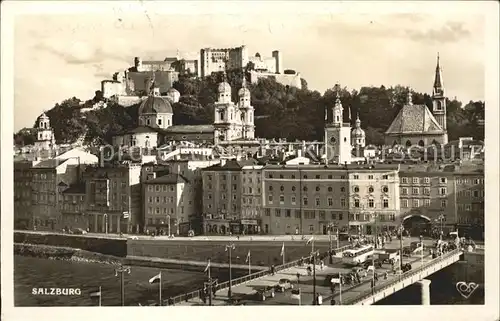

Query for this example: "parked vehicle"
[377,249,401,264]
[342,245,374,265]
[324,273,345,286]
[275,278,293,292]
[72,228,87,235]
[256,286,275,301]
[351,266,368,278]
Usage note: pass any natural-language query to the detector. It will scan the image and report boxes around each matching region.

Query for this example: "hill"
[14,70,485,147]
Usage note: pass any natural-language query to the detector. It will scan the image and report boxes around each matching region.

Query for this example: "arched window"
[406,140,412,147]
[436,101,442,110]
[418,140,425,147]
[219,111,225,121]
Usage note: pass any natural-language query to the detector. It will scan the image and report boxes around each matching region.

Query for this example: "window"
[424,187,430,195]
[328,175,333,179]
[382,175,389,180]
[412,177,419,184]
[303,175,308,179]
[295,210,301,219]
[269,186,273,191]
[148,186,154,192]
[291,196,296,204]
[279,175,284,179]
[249,187,253,193]
[303,197,308,205]
[291,175,295,179]
[232,184,237,191]
[275,209,281,217]
[353,186,359,193]
[424,177,430,184]
[412,188,419,195]
[268,174,273,179]
[328,187,333,192]
[328,198,333,206]
[412,199,419,207]
[315,198,320,206]
[339,213,343,220]
[368,186,374,193]
[340,187,345,192]
[473,190,479,197]
[466,204,472,211]
[424,199,431,207]
[319,211,326,220]
[341,198,346,207]
[316,175,320,179]
[316,186,320,191]
[441,200,447,208]
[402,177,408,184]
[402,188,408,195]
[353,175,359,179]
[280,186,284,191]
[331,212,337,220]
[402,199,408,208]
[383,199,389,208]
[280,195,285,204]
[309,225,314,232]
[286,209,291,217]
[292,186,296,191]
[265,209,271,216]
[268,195,273,203]
[354,199,360,208]
[440,187,447,195]
[303,186,308,192]
[368,199,374,208]
[148,196,153,203]
[382,186,389,193]
[440,177,447,184]
[474,179,480,185]
[155,196,160,203]
[368,175,374,180]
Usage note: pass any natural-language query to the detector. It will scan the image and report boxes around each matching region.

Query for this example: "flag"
[280,242,285,257]
[89,289,101,298]
[245,250,250,263]
[306,236,314,245]
[290,289,301,300]
[149,273,161,284]
[204,260,211,273]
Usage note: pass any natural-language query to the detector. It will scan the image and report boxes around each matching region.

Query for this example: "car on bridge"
[254,286,276,301]
[351,266,368,278]
[275,278,294,292]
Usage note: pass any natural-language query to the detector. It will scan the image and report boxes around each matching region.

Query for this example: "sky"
[11,2,487,132]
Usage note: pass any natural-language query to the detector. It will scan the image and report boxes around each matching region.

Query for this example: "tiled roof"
[33,158,68,168]
[385,104,445,134]
[203,159,259,171]
[62,183,86,194]
[163,125,214,134]
[144,173,188,184]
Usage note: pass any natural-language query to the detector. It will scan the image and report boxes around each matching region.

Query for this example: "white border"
[1,1,499,321]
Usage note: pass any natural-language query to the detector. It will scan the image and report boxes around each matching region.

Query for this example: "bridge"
[173,247,463,306]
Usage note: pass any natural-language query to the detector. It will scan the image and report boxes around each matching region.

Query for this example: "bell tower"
[432,53,448,143]
[324,86,351,165]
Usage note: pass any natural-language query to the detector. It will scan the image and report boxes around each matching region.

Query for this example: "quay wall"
[14,231,127,257]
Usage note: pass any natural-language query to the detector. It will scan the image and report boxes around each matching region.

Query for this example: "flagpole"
[159,272,162,306]
[339,274,342,305]
[99,286,102,307]
[208,259,212,306]
[248,252,251,275]
[283,243,285,266]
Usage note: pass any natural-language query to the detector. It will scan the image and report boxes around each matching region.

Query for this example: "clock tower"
[324,89,351,165]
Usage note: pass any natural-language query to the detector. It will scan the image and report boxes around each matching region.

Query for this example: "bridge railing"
[344,249,462,305]
[168,243,354,305]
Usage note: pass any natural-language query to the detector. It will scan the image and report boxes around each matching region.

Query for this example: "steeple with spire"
[324,83,351,165]
[432,53,447,137]
[351,112,366,148]
[331,84,343,127]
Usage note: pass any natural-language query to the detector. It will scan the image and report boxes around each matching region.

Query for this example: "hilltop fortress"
[100,45,302,106]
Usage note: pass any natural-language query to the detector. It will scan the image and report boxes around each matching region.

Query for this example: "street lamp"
[103,214,108,234]
[399,223,404,271]
[438,214,445,240]
[225,242,236,301]
[166,214,171,237]
[114,265,131,306]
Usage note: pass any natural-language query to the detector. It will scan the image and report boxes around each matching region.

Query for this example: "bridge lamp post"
[399,223,404,272]
[225,242,236,301]
[114,265,131,306]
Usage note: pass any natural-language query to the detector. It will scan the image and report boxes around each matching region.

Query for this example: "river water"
[14,256,483,306]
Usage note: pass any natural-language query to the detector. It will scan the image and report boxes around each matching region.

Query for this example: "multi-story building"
[398,161,484,239]
[14,161,34,229]
[201,158,259,234]
[240,165,264,234]
[143,173,189,235]
[82,163,142,233]
[261,164,400,235]
[59,183,87,231]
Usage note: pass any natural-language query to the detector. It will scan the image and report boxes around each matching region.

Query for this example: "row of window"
[348,214,396,221]
[266,173,391,180]
[457,190,484,198]
[268,195,391,208]
[401,187,447,195]
[457,178,484,185]
[242,177,261,184]
[403,177,483,185]
[147,206,183,215]
[401,199,447,208]
[264,208,345,221]
[147,185,176,192]
[205,174,239,181]
[206,203,237,211]
[206,183,238,190]
[457,204,483,211]
[148,196,176,204]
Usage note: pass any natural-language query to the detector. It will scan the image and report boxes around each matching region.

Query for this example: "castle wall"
[127,71,179,94]
[101,81,126,98]
[249,71,302,89]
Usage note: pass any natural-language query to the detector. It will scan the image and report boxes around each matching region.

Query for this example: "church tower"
[238,77,255,140]
[213,71,238,144]
[324,87,351,164]
[432,53,448,143]
[34,113,56,151]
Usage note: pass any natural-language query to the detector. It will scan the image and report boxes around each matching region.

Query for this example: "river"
[14,256,483,306]
[14,256,240,306]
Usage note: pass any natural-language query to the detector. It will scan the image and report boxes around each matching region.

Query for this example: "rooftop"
[144,173,188,184]
[163,124,214,134]
[385,104,445,134]
[33,158,68,169]
[399,162,484,174]
[203,159,259,171]
[262,163,400,171]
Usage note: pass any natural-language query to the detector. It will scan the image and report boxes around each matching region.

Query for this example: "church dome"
[351,127,365,138]
[218,82,232,94]
[139,96,173,114]
[238,87,250,97]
